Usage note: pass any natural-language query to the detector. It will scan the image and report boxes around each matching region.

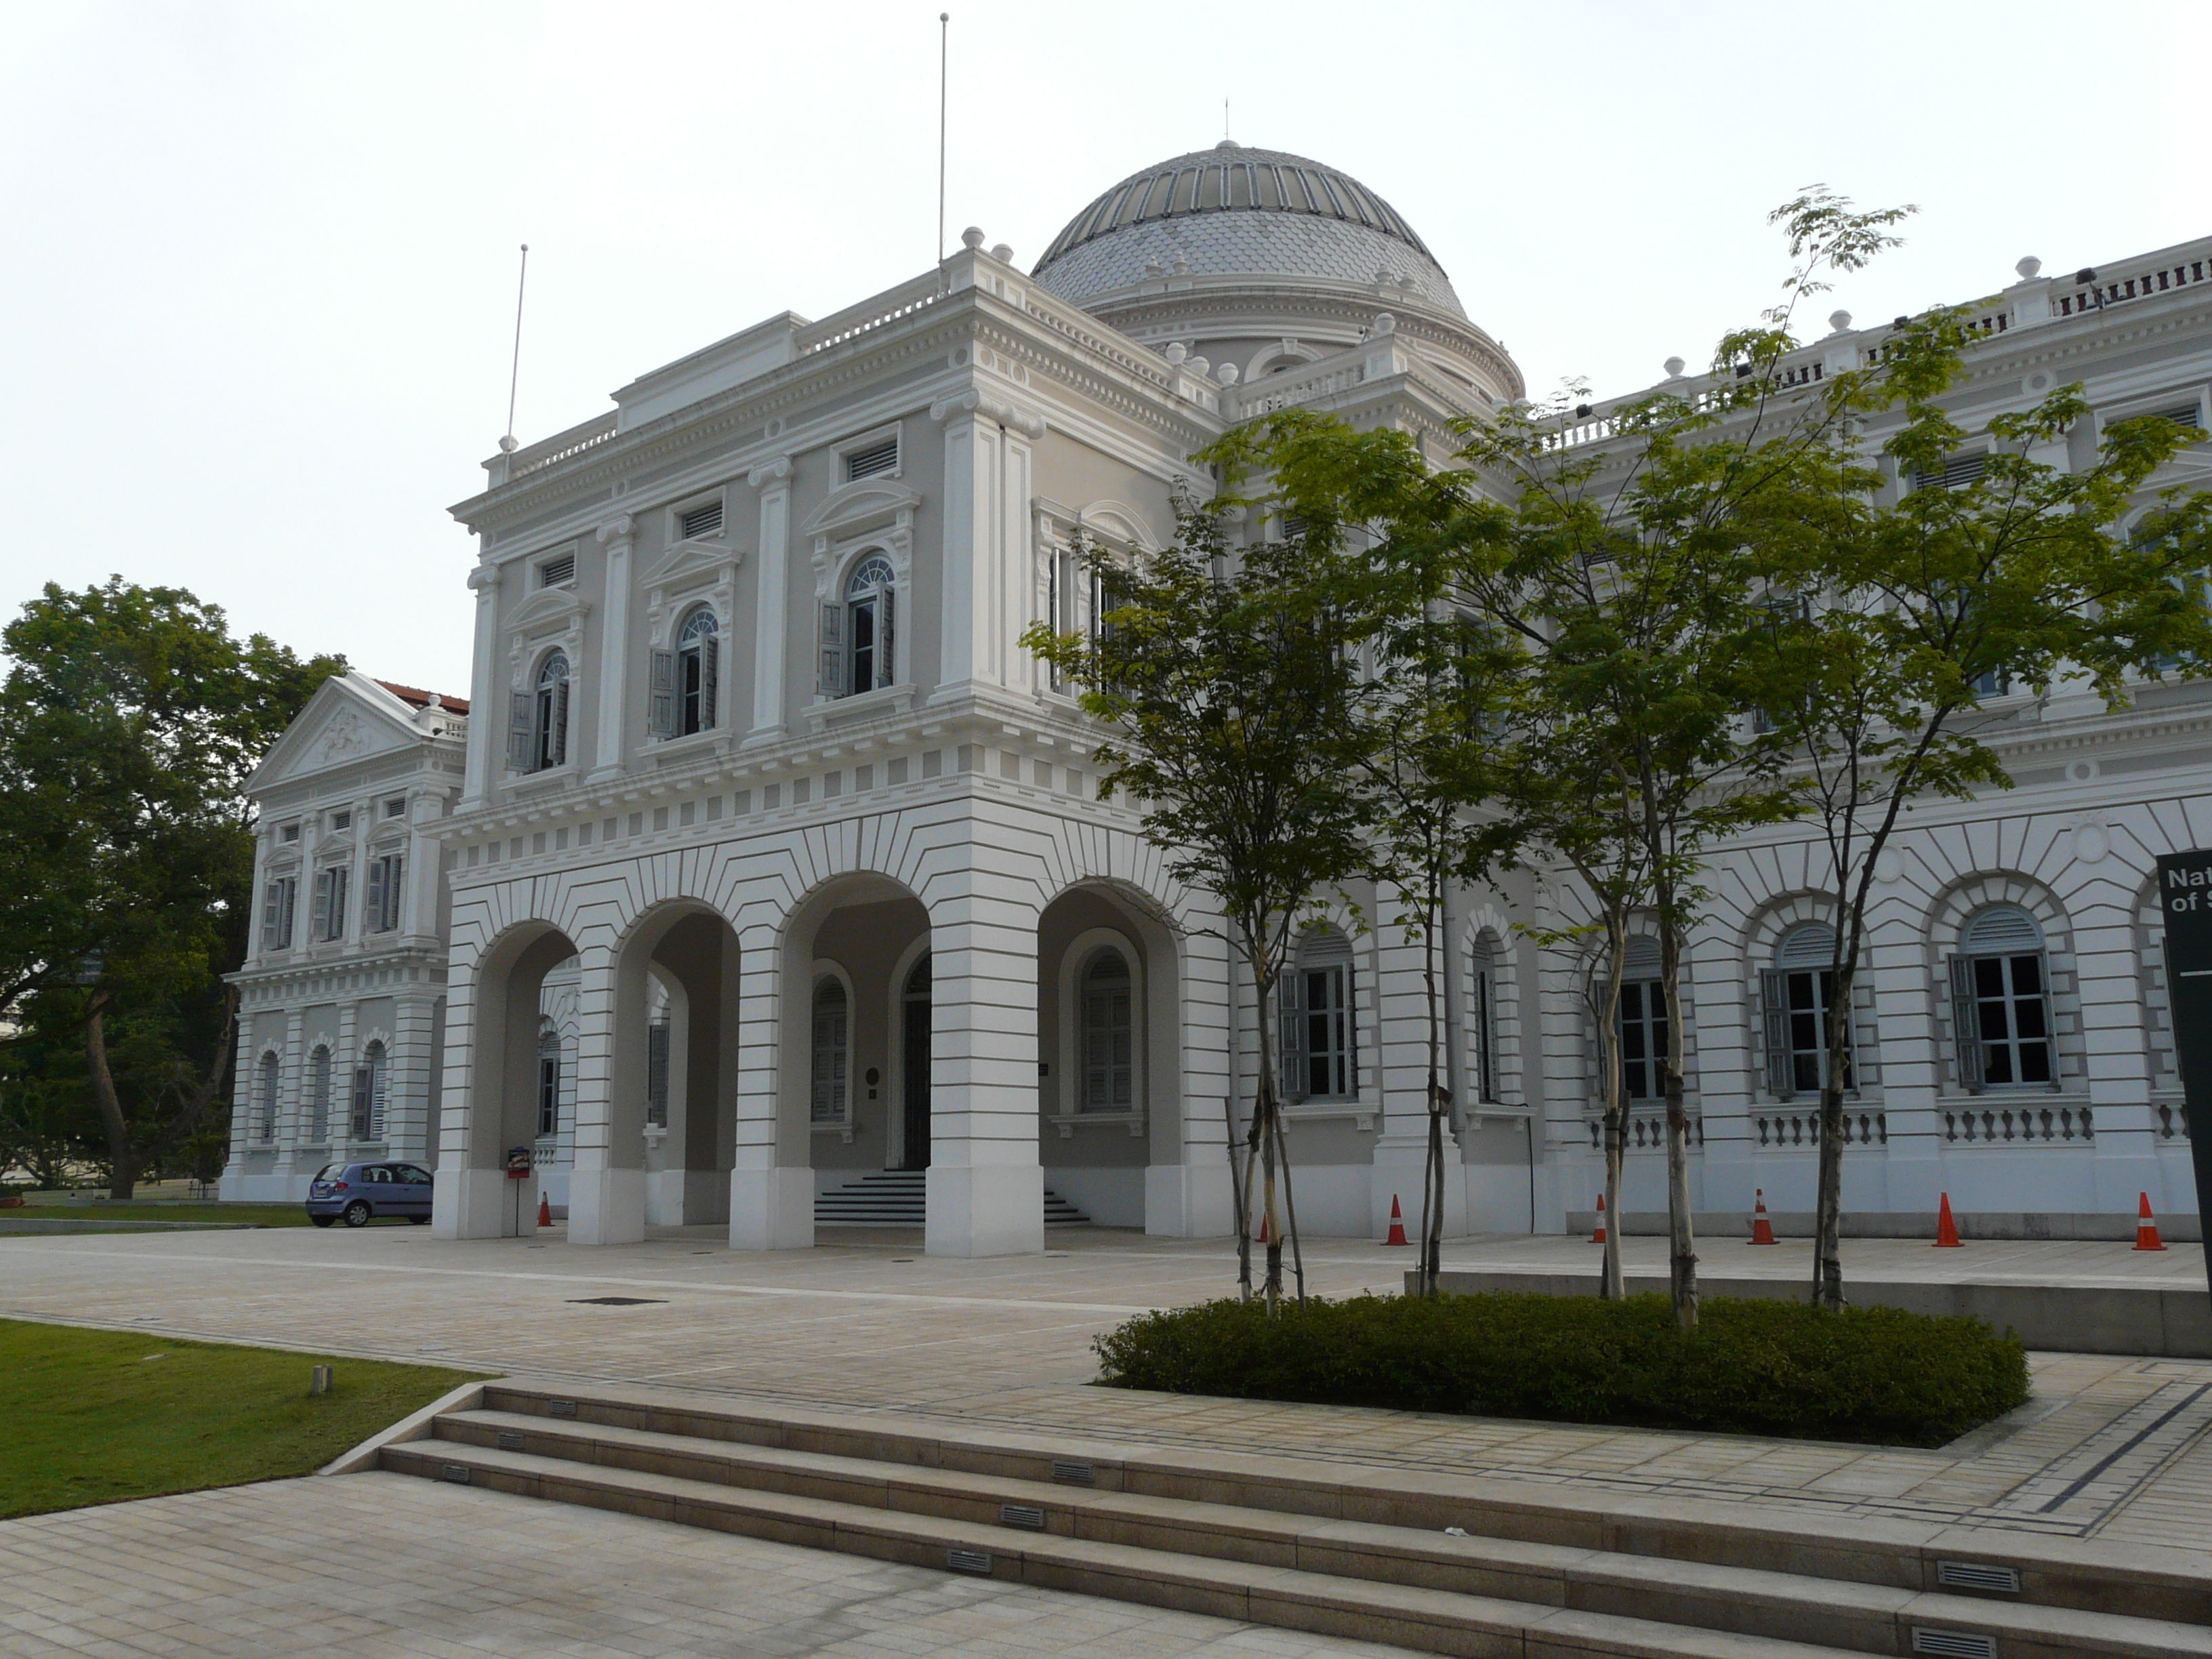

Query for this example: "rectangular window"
[1282,962,1355,1101]
[678,500,724,541]
[330,810,351,831]
[1952,952,2055,1089]
[844,436,899,481]
[1762,969,1851,1097]
[537,1052,560,1137]
[384,797,407,819]
[1618,979,1668,1102]
[537,552,575,588]
[365,854,403,933]
[279,823,300,843]
[310,867,349,943]
[261,876,298,950]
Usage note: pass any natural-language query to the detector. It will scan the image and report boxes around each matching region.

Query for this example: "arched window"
[824,556,896,699]
[1950,904,2053,1090]
[1762,924,1852,1098]
[537,1019,562,1137]
[511,651,570,773]
[811,979,849,1124]
[1080,950,1134,1112]
[308,1046,332,1143]
[1282,930,1356,1102]
[654,607,720,739]
[255,1051,279,1141]
[1617,937,1666,1103]
[351,1041,388,1141]
[1469,932,1502,1104]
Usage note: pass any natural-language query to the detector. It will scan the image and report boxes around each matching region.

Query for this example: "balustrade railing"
[2055,257,2210,318]
[1586,1113,1704,1151]
[2157,1103,2193,1140]
[1943,1103,2093,1144]
[1755,1109,1885,1149]
[508,414,619,478]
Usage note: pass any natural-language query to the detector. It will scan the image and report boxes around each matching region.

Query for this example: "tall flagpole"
[501,244,529,453]
[937,14,949,265]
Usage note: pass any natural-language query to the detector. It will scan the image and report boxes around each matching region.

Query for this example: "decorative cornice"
[596,514,634,545]
[747,455,793,488]
[929,388,1047,438]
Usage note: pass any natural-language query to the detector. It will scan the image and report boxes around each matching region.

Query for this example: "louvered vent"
[844,436,900,481]
[1050,1460,1096,1486]
[1916,453,1990,491]
[1910,1629,1996,1659]
[1935,1560,2022,1593]
[945,1549,994,1575]
[2146,401,2205,432]
[1775,924,1837,970]
[539,553,575,588]
[679,500,724,540]
[1962,904,2043,955]
[998,1503,1046,1530]
[496,1431,525,1450]
[547,1399,578,1418]
[441,1464,472,1484]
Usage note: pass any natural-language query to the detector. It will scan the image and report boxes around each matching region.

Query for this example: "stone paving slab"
[3,1226,2209,1555]
[0,1473,1430,1658]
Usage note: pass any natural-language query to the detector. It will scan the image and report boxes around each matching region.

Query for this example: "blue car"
[306,1162,434,1228]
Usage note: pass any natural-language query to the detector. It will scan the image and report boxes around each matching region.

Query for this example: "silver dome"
[1032,142,1465,318]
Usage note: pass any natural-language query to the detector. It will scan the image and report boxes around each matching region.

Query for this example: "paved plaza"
[4,1225,2211,1656]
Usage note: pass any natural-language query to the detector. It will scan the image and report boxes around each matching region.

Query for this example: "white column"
[747,459,792,743]
[334,1001,359,1150]
[590,515,634,780]
[270,1006,304,1194]
[566,945,644,1244]
[926,873,1043,1258]
[388,996,437,1166]
[933,403,996,697]
[729,915,811,1247]
[1145,914,1235,1237]
[461,562,501,806]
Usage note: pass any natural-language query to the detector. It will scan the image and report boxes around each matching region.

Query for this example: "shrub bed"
[1094,1291,2028,1446]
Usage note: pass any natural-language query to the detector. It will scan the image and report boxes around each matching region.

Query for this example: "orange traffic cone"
[1750,1189,1778,1246]
[1591,1193,1607,1245]
[1385,1195,1410,1247]
[1934,1192,1962,1248]
[536,1193,552,1229]
[2134,1191,2167,1252]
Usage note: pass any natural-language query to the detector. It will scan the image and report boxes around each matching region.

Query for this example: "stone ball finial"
[1214,361,1240,385]
[1373,311,1397,335]
[1187,354,1210,377]
[1164,342,1189,365]
[960,226,985,250]
[497,434,518,453]
[990,243,1014,264]
[1170,254,1189,276]
[1828,309,1853,334]
[1663,356,1686,378]
[2015,255,2043,280]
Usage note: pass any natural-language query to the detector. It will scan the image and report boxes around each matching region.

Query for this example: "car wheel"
[408,1215,430,1225]
[310,1214,336,1228]
[342,1200,372,1228]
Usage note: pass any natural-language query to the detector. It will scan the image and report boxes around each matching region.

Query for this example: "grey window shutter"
[365,859,385,937]
[700,634,719,729]
[1278,976,1305,1101]
[278,878,295,948]
[877,585,896,688]
[649,649,675,739]
[1761,969,1793,1097]
[819,602,844,697]
[1947,954,1984,1092]
[385,857,403,931]
[331,868,348,939]
[262,882,281,950]
[550,673,570,766]
[310,870,331,942]
[508,691,534,772]
[351,1067,371,1139]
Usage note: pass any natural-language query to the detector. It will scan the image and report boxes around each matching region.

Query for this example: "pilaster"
[461,562,500,806]
[589,515,634,780]
[747,459,792,744]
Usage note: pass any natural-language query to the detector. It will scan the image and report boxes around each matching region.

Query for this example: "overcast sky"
[1,1,2203,693]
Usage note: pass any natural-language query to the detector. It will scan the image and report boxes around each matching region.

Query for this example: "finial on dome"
[1145,257,1166,278]
[1372,311,1396,335]
[498,434,518,453]
[1215,137,1239,150]
[2015,255,2043,280]
[960,226,985,250]
[1663,356,1686,378]
[1187,354,1210,376]
[1214,361,1240,385]
[1164,342,1188,365]
[1170,254,1189,276]
[1827,309,1853,334]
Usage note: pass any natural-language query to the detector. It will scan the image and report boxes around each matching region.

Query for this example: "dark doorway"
[901,954,932,1170]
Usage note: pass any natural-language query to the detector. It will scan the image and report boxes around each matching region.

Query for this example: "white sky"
[1,1,2203,693]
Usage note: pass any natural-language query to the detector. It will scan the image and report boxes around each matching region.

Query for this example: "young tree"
[1023,493,1370,1311]
[0,579,341,1196]
[1752,363,2212,1310]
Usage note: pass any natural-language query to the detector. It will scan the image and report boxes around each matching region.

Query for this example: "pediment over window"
[800,478,921,542]
[642,537,745,598]
[1076,499,1158,552]
[508,583,590,636]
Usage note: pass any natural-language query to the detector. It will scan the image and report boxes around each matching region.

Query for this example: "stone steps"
[813,1170,1090,1228]
[375,1381,2212,1659]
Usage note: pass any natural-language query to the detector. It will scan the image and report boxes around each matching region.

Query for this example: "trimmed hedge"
[1093,1291,2029,1446]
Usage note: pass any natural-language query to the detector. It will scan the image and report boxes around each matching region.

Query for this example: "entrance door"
[901,954,931,1170]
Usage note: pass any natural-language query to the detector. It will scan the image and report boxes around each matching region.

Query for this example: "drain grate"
[567,1296,666,1306]
[1050,1460,1096,1486]
[999,1504,1046,1531]
[496,1431,525,1450]
[441,1464,472,1485]
[946,1549,994,1575]
[1936,1561,2022,1594]
[1911,1630,1996,1659]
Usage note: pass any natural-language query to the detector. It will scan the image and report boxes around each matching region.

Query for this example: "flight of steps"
[379,1379,2212,1659]
[813,1170,1090,1228]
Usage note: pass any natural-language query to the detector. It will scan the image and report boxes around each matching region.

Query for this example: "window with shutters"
[536,552,576,589]
[279,822,300,843]
[384,797,406,819]
[512,651,571,773]
[1948,904,2055,1091]
[255,1051,279,1141]
[655,606,720,738]
[351,1041,388,1140]
[537,1020,562,1137]
[1282,932,1356,1103]
[1080,950,1134,1112]
[811,979,849,1124]
[260,876,297,951]
[1616,937,1666,1103]
[307,1046,331,1143]
[364,853,403,934]
[825,555,897,699]
[1761,924,1853,1099]
[677,498,724,541]
[646,1020,671,1128]
[842,434,900,482]
[311,866,349,943]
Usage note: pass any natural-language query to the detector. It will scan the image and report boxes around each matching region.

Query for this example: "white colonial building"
[222,141,2212,1251]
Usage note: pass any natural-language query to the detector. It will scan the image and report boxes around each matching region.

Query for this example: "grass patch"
[0,1319,485,1519]
[1094,1292,2030,1447]
[5,1203,314,1226]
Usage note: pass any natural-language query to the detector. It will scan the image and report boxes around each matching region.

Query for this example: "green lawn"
[0,1319,485,1518]
[5,1202,316,1227]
